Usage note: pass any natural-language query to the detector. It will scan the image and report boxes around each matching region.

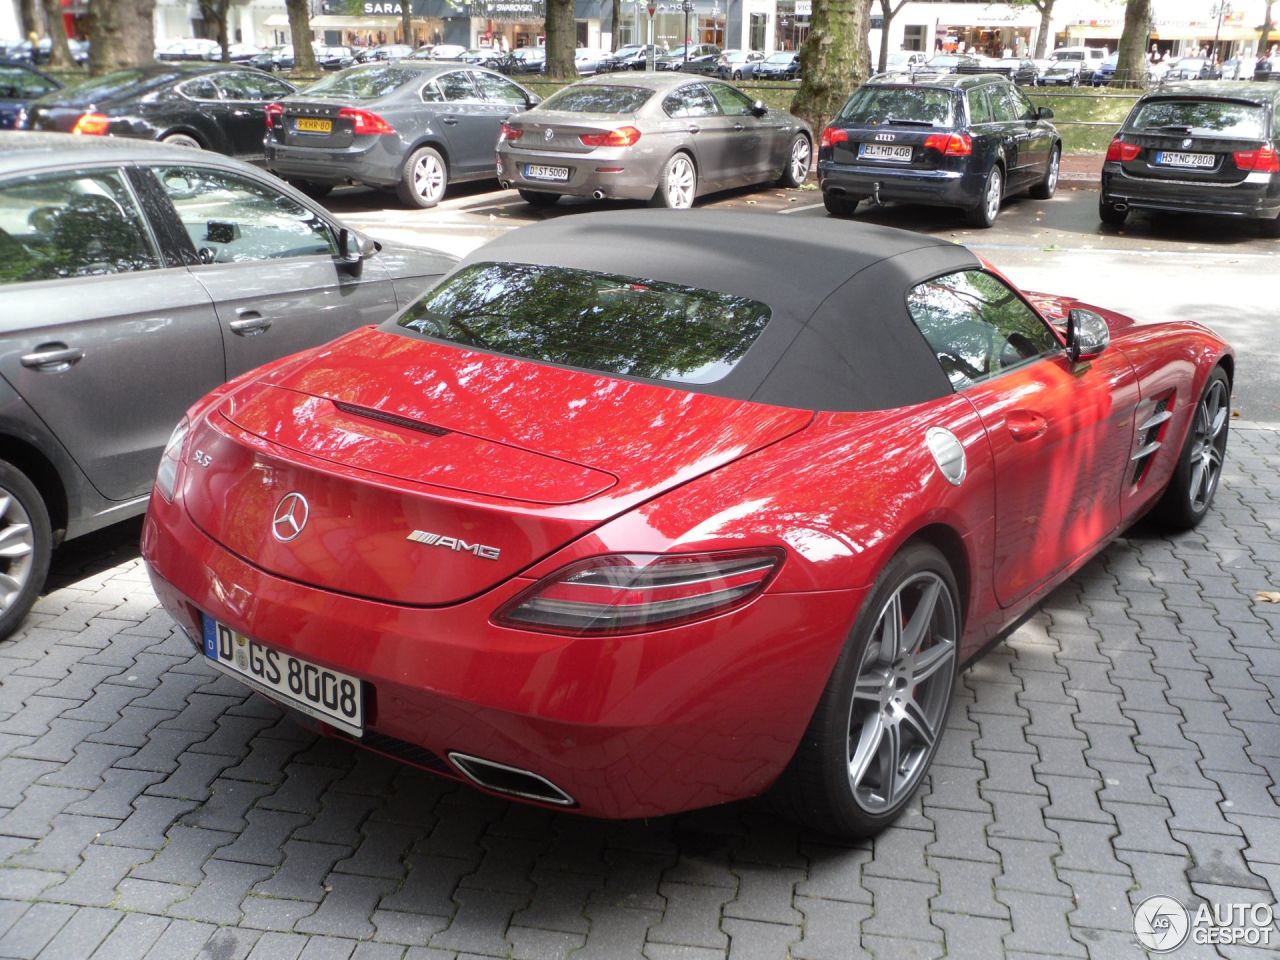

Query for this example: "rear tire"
[1260,213,1280,238]
[1029,145,1060,200]
[396,146,448,209]
[966,165,1003,227]
[0,460,52,643]
[1149,368,1230,531]
[161,132,202,149]
[770,542,959,839]
[649,152,697,209]
[518,189,560,207]
[823,191,858,217]
[287,179,333,200]
[780,134,811,188]
[1099,196,1128,225]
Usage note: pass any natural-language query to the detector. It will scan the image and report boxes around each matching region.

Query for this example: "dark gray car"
[0,132,456,639]
[264,62,539,208]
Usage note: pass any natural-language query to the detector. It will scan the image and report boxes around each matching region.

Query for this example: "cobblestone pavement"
[1,426,1278,960]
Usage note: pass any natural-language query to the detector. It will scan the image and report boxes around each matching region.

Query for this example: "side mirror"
[1066,308,1109,363]
[1038,105,1054,119]
[751,100,767,117]
[526,93,541,107]
[337,228,375,274]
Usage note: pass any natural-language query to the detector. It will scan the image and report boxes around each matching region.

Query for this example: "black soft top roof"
[449,210,977,412]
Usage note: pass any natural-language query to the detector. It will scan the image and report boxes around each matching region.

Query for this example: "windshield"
[838,86,955,126]
[1129,98,1267,138]
[397,262,771,385]
[765,52,794,64]
[303,65,415,99]
[514,48,542,60]
[52,69,181,105]
[616,46,643,56]
[540,85,653,112]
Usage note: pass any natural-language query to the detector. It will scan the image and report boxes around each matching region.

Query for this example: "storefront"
[619,0,728,52]
[1068,13,1265,60]
[774,0,808,51]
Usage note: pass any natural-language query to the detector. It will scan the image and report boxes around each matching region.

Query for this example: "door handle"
[441,116,458,125]
[229,311,272,336]
[687,124,700,134]
[20,343,83,370]
[1007,410,1048,441]
[732,122,745,131]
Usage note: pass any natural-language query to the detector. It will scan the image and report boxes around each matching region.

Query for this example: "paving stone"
[168,857,275,924]
[999,891,1087,957]
[131,825,234,886]
[112,877,192,913]
[239,896,319,932]
[646,881,732,950]
[253,839,351,902]
[0,785,90,840]
[379,853,472,917]
[930,912,1011,960]
[795,842,873,902]
[512,869,602,934]
[333,820,420,880]
[40,843,151,906]
[506,926,584,960]
[33,906,119,960]
[297,939,358,960]
[723,862,803,925]
[244,931,308,960]
[571,899,658,960]
[1175,830,1271,890]
[0,902,75,959]
[214,808,311,868]
[1104,801,1188,856]
[791,895,872,960]
[95,794,196,848]
[87,913,170,960]
[371,910,448,947]
[35,742,134,791]
[9,813,119,872]
[428,886,525,955]
[0,901,30,940]
[722,918,800,960]
[295,874,396,938]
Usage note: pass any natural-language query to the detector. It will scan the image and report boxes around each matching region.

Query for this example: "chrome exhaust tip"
[447,752,576,806]
[1114,202,1128,212]
[592,189,606,200]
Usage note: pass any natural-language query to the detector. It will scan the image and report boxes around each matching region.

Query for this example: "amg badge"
[407,530,501,560]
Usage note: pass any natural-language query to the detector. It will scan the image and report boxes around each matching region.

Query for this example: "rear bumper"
[1101,163,1280,219]
[497,145,660,201]
[265,136,404,188]
[141,483,862,819]
[819,157,983,208]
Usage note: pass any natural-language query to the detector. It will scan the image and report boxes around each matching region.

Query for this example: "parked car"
[755,50,801,80]
[1163,57,1219,81]
[497,73,811,208]
[1038,60,1083,86]
[428,45,469,61]
[140,207,1233,835]
[247,46,284,72]
[0,60,60,130]
[915,54,979,78]
[0,131,455,640]
[1218,57,1250,80]
[715,49,765,80]
[505,47,545,74]
[656,44,720,71]
[884,50,929,74]
[1050,45,1107,83]
[818,74,1061,227]
[1099,81,1280,236]
[4,37,88,66]
[217,43,266,64]
[23,64,297,160]
[155,39,222,62]
[354,44,414,64]
[315,46,356,71]
[265,62,538,208]
[573,47,613,76]
[607,44,667,70]
[1092,52,1118,85]
[1255,56,1279,81]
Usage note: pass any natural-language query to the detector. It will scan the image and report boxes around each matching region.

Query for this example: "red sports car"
[141,211,1233,837]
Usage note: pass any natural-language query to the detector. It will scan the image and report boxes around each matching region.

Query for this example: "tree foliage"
[1009,0,1058,59]
[544,0,579,81]
[1114,0,1151,89]
[86,0,157,75]
[792,0,871,136]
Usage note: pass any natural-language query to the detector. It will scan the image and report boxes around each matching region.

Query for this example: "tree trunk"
[1114,0,1151,88]
[876,2,891,73]
[18,0,38,42]
[200,0,231,62]
[1033,0,1054,58]
[41,0,74,67]
[286,0,317,75]
[401,0,412,46]
[791,0,870,136]
[87,0,157,74]
[544,0,578,81]
[611,0,621,50]
[1261,0,1275,58]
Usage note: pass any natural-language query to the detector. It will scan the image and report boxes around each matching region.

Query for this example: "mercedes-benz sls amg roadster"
[142,211,1234,838]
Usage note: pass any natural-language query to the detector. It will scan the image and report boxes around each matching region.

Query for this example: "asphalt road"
[328,180,1280,423]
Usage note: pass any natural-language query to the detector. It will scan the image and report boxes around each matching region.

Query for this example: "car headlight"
[155,417,190,502]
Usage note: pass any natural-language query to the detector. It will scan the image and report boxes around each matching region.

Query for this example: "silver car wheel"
[0,488,35,616]
[846,571,957,815]
[665,155,696,209]
[413,153,446,203]
[790,136,811,184]
[984,167,1002,223]
[1047,150,1060,193]
[162,133,201,149]
[1189,377,1228,512]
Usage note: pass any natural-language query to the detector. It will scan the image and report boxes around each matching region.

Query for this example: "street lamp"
[682,0,693,60]
[1211,1,1231,63]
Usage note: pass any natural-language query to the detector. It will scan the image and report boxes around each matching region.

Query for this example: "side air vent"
[1131,396,1173,485]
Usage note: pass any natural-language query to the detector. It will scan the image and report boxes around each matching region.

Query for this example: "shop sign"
[470,0,545,19]
[363,1,404,13]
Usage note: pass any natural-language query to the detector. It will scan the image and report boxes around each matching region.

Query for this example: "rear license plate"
[294,117,332,134]
[1154,151,1214,168]
[524,164,570,182]
[202,616,362,735]
[859,143,913,162]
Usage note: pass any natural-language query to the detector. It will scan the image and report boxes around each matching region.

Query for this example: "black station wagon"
[818,74,1061,227]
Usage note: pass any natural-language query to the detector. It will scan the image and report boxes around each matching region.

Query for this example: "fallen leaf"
[1232,410,1241,418]
[1258,591,1280,604]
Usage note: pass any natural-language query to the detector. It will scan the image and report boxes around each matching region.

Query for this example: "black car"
[1255,56,1279,81]
[1164,57,1220,81]
[355,44,414,64]
[0,60,60,130]
[756,51,801,80]
[607,44,667,70]
[818,74,1060,227]
[1099,81,1280,236]
[655,44,719,72]
[22,64,296,160]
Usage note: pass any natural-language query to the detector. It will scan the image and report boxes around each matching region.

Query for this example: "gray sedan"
[0,132,455,640]
[495,73,813,208]
[264,62,539,208]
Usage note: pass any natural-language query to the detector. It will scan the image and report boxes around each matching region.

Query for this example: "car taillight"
[494,548,784,636]
[820,126,848,148]
[1106,138,1141,162]
[71,112,109,136]
[578,126,642,147]
[264,102,283,129]
[337,107,396,135]
[498,121,523,142]
[1233,146,1279,172]
[155,417,190,502]
[923,133,972,156]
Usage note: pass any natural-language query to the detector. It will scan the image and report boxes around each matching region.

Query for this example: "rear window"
[765,52,794,64]
[54,69,180,105]
[540,85,653,113]
[838,86,955,126]
[303,65,415,99]
[1129,98,1268,138]
[396,262,771,385]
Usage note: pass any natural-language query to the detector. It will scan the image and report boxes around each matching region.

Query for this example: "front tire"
[1150,368,1230,531]
[966,165,1003,227]
[1029,145,1060,200]
[772,542,960,838]
[0,460,52,643]
[161,132,202,149]
[396,146,448,209]
[780,134,812,188]
[650,152,697,209]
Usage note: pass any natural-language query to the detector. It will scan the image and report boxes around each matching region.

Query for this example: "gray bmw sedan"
[495,73,813,208]
[264,62,539,208]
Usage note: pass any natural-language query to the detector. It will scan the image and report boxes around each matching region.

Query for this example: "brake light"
[578,126,642,147]
[820,126,848,148]
[71,112,109,136]
[499,121,523,142]
[1233,146,1279,172]
[264,102,283,129]
[337,107,396,135]
[1106,138,1142,162]
[494,549,784,636]
[923,133,972,156]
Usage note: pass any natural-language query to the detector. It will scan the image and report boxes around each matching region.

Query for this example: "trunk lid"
[185,329,812,605]
[273,99,360,149]
[506,111,636,153]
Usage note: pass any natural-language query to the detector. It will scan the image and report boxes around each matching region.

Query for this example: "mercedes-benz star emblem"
[544,128,555,142]
[271,492,309,542]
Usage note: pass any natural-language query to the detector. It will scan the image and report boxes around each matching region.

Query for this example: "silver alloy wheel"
[1189,377,1229,512]
[790,136,811,184]
[413,153,446,203]
[846,571,957,814]
[665,155,696,209]
[984,168,1002,223]
[162,133,201,149]
[1046,149,1060,193]
[0,487,35,617]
